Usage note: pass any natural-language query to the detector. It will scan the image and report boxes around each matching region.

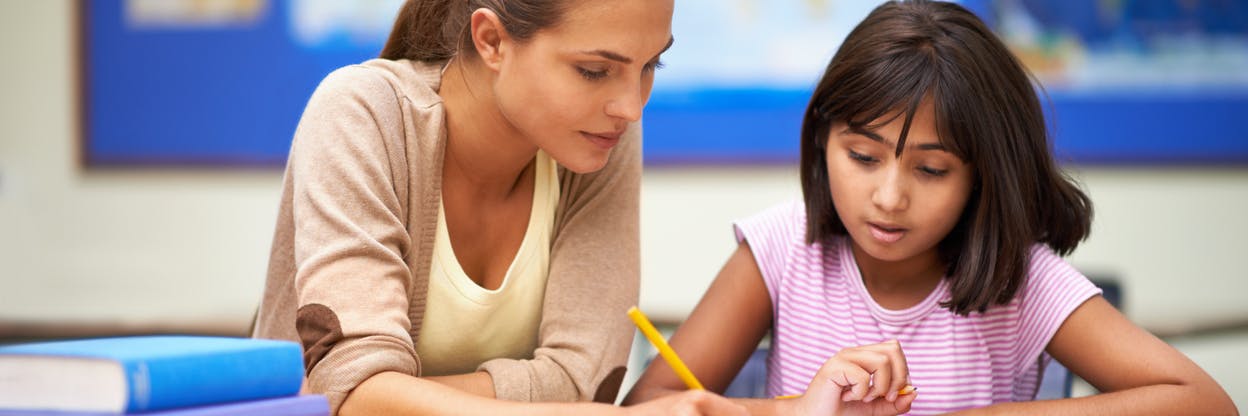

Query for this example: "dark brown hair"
[379,0,569,61]
[799,0,1093,315]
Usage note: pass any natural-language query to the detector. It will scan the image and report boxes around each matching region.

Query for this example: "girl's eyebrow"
[847,127,945,151]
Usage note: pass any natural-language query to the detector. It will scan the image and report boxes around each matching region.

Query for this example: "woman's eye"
[643,60,665,73]
[577,67,609,81]
[848,150,877,164]
[918,166,949,177]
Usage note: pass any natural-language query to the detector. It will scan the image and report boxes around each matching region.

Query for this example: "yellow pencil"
[774,385,916,400]
[627,306,705,390]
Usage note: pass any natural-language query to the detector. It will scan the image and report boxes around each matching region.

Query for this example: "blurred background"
[1,0,1245,407]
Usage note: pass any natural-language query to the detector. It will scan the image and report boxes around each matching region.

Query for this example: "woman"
[253,1,743,415]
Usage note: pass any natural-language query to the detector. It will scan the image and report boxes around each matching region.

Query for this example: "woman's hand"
[624,389,748,416]
[787,340,917,416]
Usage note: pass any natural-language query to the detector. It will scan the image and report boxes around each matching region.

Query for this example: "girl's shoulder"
[1011,243,1101,318]
[733,200,839,279]
[733,199,809,249]
[1022,243,1086,290]
[967,244,1097,321]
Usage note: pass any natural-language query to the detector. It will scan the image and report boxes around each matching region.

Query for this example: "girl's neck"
[849,240,946,310]
[438,58,540,200]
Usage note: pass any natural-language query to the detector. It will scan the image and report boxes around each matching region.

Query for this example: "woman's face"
[492,0,674,173]
[824,99,974,264]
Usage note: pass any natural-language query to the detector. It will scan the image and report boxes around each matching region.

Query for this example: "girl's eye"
[577,67,609,81]
[848,150,877,164]
[918,166,949,177]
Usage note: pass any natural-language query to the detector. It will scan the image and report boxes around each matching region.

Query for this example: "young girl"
[252,0,744,415]
[624,1,1237,415]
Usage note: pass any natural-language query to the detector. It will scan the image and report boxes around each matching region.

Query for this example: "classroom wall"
[2,0,1246,400]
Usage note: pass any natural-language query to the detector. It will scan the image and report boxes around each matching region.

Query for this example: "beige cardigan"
[252,59,641,413]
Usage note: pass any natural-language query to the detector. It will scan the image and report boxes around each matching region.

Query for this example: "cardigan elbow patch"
[593,366,627,403]
[296,303,343,375]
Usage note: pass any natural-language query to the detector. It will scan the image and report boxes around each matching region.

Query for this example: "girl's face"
[825,99,974,264]
[493,0,673,173]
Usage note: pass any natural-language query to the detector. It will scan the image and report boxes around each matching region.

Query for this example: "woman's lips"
[581,131,622,149]
[868,222,906,244]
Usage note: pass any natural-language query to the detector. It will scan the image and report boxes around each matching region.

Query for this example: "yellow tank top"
[416,150,559,376]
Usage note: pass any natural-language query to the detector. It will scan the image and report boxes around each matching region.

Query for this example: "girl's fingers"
[892,389,918,413]
[826,355,875,402]
[833,348,894,402]
[795,356,867,416]
[859,340,910,401]
[841,389,917,416]
[804,341,913,412]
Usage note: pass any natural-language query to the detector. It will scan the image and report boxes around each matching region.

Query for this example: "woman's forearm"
[425,371,496,398]
[340,371,620,416]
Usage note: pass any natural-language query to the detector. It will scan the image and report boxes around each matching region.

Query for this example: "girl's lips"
[868,222,906,244]
[581,131,622,149]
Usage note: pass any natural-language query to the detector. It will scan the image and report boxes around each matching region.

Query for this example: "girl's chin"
[852,236,915,262]
[861,248,909,263]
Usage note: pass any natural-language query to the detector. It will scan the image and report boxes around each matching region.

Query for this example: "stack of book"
[0,335,326,415]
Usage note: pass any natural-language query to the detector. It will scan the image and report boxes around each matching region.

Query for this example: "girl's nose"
[872,167,909,213]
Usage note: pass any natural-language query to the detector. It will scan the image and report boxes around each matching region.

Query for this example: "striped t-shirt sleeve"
[733,200,804,305]
[1013,244,1103,374]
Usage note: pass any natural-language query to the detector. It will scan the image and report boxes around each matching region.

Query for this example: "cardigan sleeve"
[477,123,643,403]
[286,65,420,413]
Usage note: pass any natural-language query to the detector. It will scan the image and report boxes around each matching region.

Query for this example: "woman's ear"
[469,9,509,72]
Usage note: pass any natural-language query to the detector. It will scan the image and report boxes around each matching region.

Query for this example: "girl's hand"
[788,340,916,416]
[623,389,747,416]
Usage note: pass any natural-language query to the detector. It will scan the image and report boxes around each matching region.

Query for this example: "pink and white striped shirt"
[735,201,1100,415]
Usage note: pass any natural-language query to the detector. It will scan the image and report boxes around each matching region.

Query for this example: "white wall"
[3,1,1247,337]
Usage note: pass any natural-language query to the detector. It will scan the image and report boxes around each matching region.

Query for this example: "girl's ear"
[469,9,510,72]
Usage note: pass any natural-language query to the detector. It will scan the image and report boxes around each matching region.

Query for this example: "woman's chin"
[557,153,611,174]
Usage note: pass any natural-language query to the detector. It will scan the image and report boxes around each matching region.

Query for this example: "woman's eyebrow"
[576,49,633,62]
[575,36,675,64]
[579,49,632,63]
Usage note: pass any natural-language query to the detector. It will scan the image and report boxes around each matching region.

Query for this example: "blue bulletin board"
[80,0,377,165]
[81,0,1248,167]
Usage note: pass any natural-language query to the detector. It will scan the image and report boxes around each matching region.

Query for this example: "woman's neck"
[849,240,946,310]
[438,58,540,200]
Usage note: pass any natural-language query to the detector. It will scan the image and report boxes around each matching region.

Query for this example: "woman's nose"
[605,83,644,122]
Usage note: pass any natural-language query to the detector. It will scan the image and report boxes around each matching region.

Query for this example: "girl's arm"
[622,241,914,416]
[954,296,1237,415]
[341,371,747,416]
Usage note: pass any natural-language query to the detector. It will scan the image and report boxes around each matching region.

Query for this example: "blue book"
[0,336,304,414]
[0,395,328,416]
